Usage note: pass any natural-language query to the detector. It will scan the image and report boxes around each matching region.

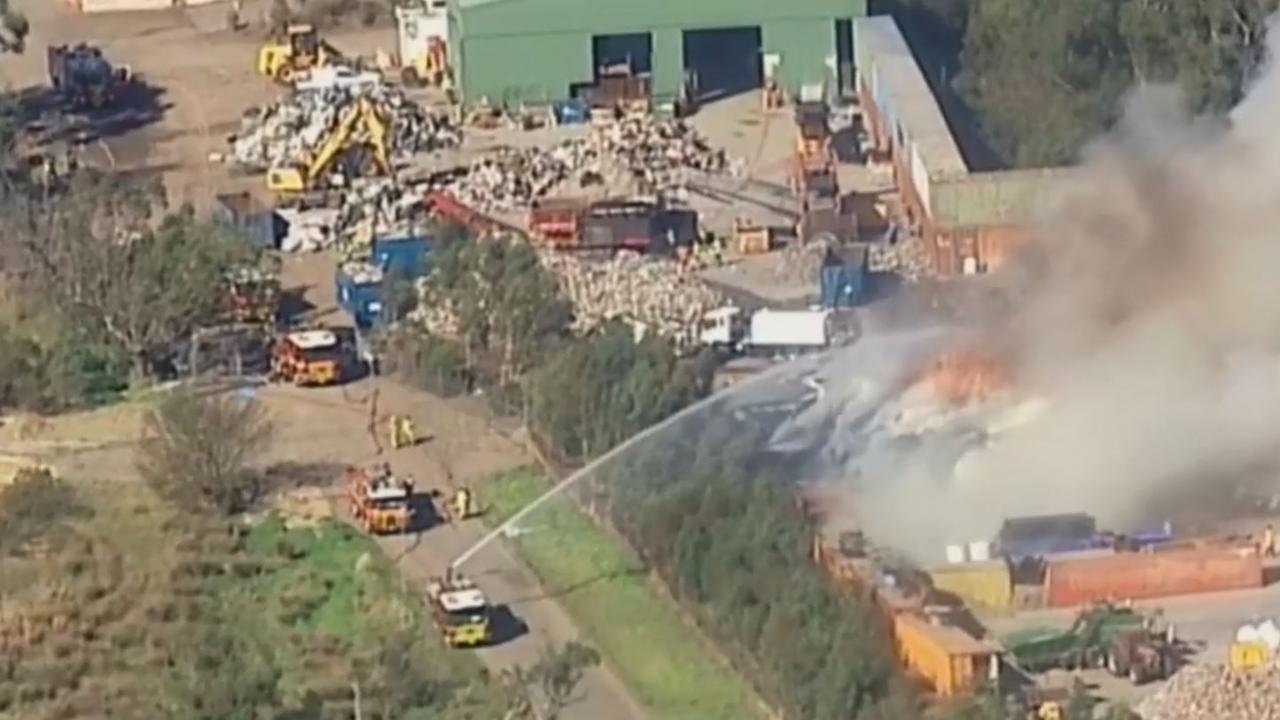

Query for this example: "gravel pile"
[1137,662,1280,720]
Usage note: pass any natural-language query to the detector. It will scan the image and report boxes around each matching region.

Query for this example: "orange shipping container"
[1045,546,1263,608]
[893,613,995,697]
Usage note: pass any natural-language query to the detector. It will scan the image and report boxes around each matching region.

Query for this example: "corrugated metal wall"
[458,31,591,104]
[762,18,834,91]
[1045,546,1264,607]
[453,0,866,104]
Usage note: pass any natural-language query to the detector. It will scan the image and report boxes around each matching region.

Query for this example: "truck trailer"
[700,306,835,355]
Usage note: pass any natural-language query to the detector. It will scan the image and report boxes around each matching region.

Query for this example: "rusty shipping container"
[893,613,994,697]
[1044,546,1263,608]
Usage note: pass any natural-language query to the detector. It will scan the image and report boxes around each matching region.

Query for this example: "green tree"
[529,323,708,461]
[424,235,571,391]
[950,0,1279,166]
[12,176,255,375]
[137,390,275,515]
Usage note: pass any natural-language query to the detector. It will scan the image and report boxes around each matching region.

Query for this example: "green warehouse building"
[446,0,868,106]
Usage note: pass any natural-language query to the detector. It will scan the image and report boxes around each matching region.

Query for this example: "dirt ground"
[0,0,398,213]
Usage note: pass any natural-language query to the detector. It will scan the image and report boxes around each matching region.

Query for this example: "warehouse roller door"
[592,32,653,79]
[682,26,762,102]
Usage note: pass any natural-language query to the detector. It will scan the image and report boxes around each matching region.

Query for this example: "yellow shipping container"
[893,613,994,697]
[929,559,1012,612]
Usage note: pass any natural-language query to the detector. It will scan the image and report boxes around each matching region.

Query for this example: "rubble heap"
[774,237,832,285]
[412,248,723,353]
[1137,662,1280,720]
[868,236,932,281]
[228,81,461,172]
[441,116,738,215]
[540,250,723,352]
[277,177,432,253]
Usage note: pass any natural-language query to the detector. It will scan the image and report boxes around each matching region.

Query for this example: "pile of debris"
[1137,662,1280,720]
[868,236,932,281]
[228,80,460,172]
[540,250,723,352]
[773,237,832,285]
[276,177,431,253]
[411,249,722,352]
[439,116,738,215]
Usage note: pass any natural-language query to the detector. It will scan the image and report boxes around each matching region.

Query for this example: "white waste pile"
[275,178,433,253]
[228,81,460,172]
[1137,661,1280,720]
[540,251,723,352]
[442,116,739,215]
[276,206,340,253]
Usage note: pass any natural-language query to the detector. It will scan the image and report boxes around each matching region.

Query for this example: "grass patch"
[0,483,508,719]
[482,466,765,720]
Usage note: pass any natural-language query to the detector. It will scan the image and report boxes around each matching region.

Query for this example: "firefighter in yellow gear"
[451,487,475,521]
[389,415,417,449]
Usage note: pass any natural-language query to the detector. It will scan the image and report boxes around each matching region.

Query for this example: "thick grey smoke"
[756,18,1280,565]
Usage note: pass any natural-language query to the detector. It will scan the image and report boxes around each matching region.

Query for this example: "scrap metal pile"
[1137,662,1280,720]
[441,116,739,215]
[228,79,460,172]
[412,248,723,353]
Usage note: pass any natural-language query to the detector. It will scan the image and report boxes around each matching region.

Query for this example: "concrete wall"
[453,0,866,104]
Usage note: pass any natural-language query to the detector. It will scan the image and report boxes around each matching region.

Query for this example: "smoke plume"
[761,17,1280,564]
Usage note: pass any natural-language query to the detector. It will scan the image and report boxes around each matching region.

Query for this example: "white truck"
[699,306,835,355]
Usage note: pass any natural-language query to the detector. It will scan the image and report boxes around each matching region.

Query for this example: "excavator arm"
[267,96,391,193]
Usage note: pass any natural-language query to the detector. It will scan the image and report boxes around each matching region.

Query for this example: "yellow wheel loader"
[256,24,341,85]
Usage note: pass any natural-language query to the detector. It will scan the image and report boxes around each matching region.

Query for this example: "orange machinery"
[528,198,587,248]
[270,329,345,387]
[345,465,414,534]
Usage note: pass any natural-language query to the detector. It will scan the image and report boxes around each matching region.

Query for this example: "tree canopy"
[529,323,711,462]
[902,0,1279,166]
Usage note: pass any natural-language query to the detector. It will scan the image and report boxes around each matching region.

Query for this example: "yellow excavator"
[257,24,341,85]
[266,95,392,194]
